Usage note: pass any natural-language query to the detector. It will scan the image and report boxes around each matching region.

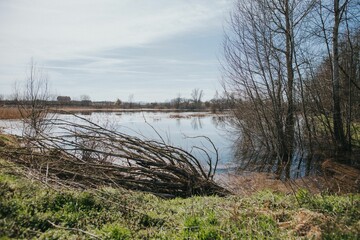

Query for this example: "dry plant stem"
[47,221,101,239]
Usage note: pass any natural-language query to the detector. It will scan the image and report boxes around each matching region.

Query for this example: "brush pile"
[1,114,228,198]
[322,159,360,192]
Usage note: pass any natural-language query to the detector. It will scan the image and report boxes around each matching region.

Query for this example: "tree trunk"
[332,0,347,151]
[284,0,295,162]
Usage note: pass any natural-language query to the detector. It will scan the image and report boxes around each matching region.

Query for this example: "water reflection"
[0,111,328,179]
[191,117,203,130]
[211,115,228,128]
[53,112,234,168]
[175,118,181,127]
[233,142,322,179]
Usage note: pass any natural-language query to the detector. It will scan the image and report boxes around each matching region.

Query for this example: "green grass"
[351,122,360,146]
[314,115,360,146]
[0,160,359,239]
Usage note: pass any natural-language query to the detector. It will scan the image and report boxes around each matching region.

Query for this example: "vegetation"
[0,159,359,239]
[223,0,360,173]
[0,63,227,198]
[0,108,23,120]
[0,1,359,238]
[0,86,230,116]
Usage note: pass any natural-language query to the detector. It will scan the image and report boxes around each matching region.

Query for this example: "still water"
[0,111,320,178]
[0,111,236,172]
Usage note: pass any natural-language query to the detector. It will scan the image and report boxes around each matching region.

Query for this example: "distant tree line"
[0,88,232,112]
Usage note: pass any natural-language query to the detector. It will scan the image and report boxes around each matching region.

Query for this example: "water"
[0,111,324,178]
[0,111,236,172]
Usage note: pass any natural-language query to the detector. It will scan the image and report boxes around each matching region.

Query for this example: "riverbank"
[0,158,359,239]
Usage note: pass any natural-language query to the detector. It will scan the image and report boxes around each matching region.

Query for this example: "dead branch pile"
[322,159,360,192]
[1,114,229,198]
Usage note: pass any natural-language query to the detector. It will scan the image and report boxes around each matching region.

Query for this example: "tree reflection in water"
[191,117,203,130]
[233,141,331,180]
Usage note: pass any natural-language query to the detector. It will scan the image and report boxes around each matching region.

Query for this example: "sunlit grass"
[351,122,360,146]
[312,114,360,146]
[0,159,359,239]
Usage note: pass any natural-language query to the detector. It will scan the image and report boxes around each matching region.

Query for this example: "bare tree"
[191,88,204,109]
[80,94,92,106]
[128,94,134,109]
[173,93,182,109]
[223,0,316,167]
[332,0,345,149]
[312,0,360,151]
[80,94,91,101]
[224,0,359,175]
[16,59,51,138]
[329,0,360,151]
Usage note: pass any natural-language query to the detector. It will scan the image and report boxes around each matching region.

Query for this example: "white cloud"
[0,0,232,101]
[0,0,230,65]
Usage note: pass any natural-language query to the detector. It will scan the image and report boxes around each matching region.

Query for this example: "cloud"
[0,0,230,64]
[0,0,232,101]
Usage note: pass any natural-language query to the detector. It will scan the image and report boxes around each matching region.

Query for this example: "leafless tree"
[305,0,360,151]
[317,0,360,150]
[224,0,360,174]
[80,94,91,101]
[191,88,203,109]
[128,94,134,108]
[80,94,92,106]
[223,0,316,166]
[16,59,52,138]
[173,93,182,109]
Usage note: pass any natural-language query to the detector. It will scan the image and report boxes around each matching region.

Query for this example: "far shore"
[52,107,213,113]
[0,106,230,120]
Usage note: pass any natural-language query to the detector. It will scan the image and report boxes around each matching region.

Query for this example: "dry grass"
[0,107,23,120]
[169,113,211,119]
[169,114,192,119]
[55,108,192,113]
[217,172,293,195]
[322,159,360,192]
[216,170,359,196]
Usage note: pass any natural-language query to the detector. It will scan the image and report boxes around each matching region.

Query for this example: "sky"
[0,0,233,102]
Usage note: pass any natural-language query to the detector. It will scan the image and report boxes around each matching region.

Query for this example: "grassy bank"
[0,160,359,239]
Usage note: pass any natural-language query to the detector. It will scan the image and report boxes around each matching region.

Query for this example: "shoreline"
[0,106,230,119]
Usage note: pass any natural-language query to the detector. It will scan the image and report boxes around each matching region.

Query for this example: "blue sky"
[0,0,232,102]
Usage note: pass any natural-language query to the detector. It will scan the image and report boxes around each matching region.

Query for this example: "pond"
[0,111,321,178]
[0,111,237,173]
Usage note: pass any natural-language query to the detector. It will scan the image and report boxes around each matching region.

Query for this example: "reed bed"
[0,107,23,120]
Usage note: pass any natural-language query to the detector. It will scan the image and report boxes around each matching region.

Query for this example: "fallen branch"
[322,159,360,192]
